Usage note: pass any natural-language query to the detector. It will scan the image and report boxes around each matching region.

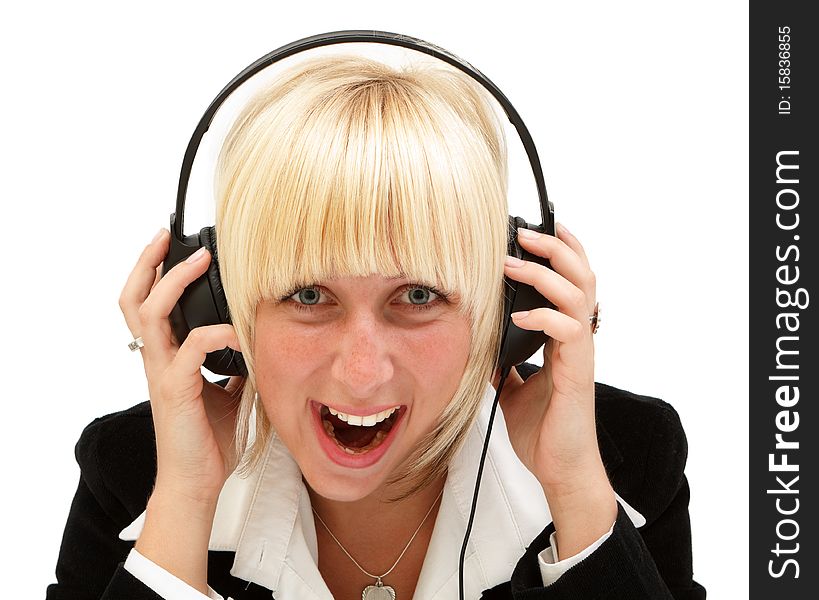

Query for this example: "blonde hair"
[215,53,509,500]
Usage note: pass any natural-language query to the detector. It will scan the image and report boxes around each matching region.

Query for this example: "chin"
[301,467,390,502]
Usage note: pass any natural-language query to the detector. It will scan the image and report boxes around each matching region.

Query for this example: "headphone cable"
[458,364,512,600]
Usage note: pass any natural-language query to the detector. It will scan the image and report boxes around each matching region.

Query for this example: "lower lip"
[310,400,405,469]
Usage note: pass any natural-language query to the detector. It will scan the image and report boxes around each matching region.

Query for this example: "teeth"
[324,405,399,427]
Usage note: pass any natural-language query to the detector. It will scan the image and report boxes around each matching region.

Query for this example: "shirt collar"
[121,382,645,599]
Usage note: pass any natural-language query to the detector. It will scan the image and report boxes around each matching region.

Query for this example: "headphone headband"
[173,29,551,239]
[166,29,554,377]
[163,35,556,599]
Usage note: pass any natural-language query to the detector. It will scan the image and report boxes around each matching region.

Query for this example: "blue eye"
[404,287,436,308]
[282,284,448,313]
[295,287,321,305]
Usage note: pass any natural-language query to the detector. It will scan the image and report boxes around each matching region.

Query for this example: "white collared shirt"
[120,382,645,599]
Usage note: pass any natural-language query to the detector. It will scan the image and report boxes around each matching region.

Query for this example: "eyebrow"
[334,273,411,282]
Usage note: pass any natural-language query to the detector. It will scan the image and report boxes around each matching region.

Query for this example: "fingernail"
[511,311,530,320]
[556,222,570,236]
[152,228,168,243]
[517,227,541,240]
[505,255,526,268]
[185,247,208,263]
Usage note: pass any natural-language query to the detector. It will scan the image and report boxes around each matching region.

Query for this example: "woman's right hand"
[118,228,244,592]
[118,228,243,506]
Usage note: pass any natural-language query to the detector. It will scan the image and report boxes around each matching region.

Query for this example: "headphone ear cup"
[198,226,248,377]
[198,226,229,323]
[164,222,247,377]
[496,216,554,371]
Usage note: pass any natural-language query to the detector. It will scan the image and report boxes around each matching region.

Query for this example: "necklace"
[311,487,445,600]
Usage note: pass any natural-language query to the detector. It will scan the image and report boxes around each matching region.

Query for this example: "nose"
[330,311,395,399]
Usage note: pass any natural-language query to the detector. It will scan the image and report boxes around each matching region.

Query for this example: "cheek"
[254,321,328,377]
[252,332,323,455]
[402,319,471,375]
[393,319,473,418]
[252,322,323,444]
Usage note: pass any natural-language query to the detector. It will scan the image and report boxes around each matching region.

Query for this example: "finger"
[511,308,594,386]
[555,222,590,269]
[119,229,171,333]
[163,325,241,406]
[136,247,212,364]
[515,227,595,304]
[504,256,589,323]
[139,246,211,323]
[511,307,590,345]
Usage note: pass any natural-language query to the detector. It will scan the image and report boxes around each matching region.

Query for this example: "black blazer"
[47,364,706,599]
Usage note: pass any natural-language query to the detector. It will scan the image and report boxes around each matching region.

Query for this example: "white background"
[1,1,747,597]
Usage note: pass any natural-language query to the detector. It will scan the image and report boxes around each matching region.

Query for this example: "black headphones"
[162,30,555,377]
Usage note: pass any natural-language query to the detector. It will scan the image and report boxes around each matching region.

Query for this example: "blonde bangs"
[215,54,510,498]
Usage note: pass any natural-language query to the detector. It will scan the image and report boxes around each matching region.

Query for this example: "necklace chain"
[311,487,445,581]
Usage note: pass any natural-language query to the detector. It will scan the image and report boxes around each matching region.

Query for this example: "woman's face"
[254,274,472,501]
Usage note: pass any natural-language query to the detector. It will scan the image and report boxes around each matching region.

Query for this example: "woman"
[48,47,705,599]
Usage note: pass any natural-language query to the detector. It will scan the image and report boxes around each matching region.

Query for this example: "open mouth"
[319,404,404,455]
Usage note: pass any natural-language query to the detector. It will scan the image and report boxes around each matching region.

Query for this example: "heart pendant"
[362,583,396,600]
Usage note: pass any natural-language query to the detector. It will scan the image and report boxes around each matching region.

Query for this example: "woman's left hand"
[496,223,614,512]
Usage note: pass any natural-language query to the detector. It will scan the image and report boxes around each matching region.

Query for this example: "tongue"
[326,413,383,448]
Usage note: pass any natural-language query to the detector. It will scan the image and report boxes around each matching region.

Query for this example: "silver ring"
[128,337,145,352]
[589,302,601,334]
